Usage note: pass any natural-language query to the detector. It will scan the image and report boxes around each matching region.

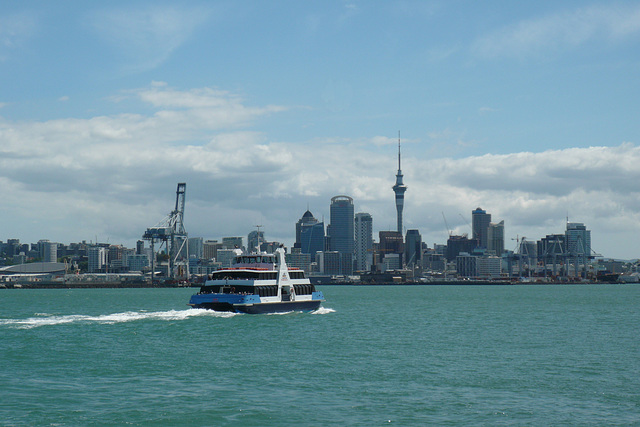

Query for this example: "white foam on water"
[0,308,237,329]
[311,307,336,315]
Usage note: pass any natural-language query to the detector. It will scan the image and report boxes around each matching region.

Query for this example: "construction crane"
[442,212,453,237]
[143,183,189,283]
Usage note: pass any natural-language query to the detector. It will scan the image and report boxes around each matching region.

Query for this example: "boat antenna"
[254,224,263,252]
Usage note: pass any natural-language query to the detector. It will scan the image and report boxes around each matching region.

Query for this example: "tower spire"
[398,130,401,171]
[392,131,407,234]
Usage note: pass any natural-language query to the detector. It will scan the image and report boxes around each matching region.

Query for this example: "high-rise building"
[446,235,476,261]
[566,223,591,255]
[487,220,505,256]
[43,241,57,263]
[355,213,373,272]
[88,247,107,273]
[379,231,404,268]
[392,135,407,234]
[405,229,422,268]
[537,234,566,263]
[472,207,491,248]
[188,237,203,259]
[203,240,222,260]
[247,230,264,252]
[295,210,325,255]
[222,237,243,250]
[328,195,354,256]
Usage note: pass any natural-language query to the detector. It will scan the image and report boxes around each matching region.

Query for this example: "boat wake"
[311,307,335,315]
[0,308,236,329]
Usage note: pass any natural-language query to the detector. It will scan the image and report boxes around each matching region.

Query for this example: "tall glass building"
[405,229,422,268]
[295,210,325,255]
[328,195,354,255]
[566,222,591,255]
[472,207,491,248]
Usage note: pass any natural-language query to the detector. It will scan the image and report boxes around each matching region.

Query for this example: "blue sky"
[1,1,640,259]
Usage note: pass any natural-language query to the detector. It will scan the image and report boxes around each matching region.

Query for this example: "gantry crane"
[143,183,189,283]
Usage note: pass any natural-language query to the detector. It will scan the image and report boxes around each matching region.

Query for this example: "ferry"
[188,247,325,314]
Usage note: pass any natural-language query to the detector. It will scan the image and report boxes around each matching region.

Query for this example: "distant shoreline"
[1,280,631,289]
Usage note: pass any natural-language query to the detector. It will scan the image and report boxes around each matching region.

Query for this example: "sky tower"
[392,132,407,234]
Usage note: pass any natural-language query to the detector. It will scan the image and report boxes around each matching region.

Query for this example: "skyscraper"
[405,229,422,268]
[379,230,404,268]
[327,195,354,275]
[472,207,491,248]
[355,212,373,272]
[295,210,325,255]
[392,134,407,234]
[487,220,505,256]
[566,222,591,255]
[248,230,264,252]
[328,195,354,254]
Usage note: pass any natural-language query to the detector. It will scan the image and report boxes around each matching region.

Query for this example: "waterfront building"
[472,207,491,249]
[487,220,505,256]
[405,229,422,268]
[456,252,478,278]
[88,247,107,273]
[316,251,341,276]
[315,251,352,276]
[355,213,373,272]
[392,136,407,234]
[136,240,145,255]
[126,254,149,272]
[477,256,502,279]
[327,196,354,274]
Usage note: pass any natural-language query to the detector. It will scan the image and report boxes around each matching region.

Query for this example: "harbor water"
[1,285,639,425]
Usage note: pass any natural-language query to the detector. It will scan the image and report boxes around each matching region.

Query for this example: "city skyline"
[1,2,640,259]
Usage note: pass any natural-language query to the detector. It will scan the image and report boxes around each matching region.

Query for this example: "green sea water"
[1,285,639,426]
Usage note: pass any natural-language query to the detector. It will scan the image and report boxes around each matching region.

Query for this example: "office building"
[188,237,203,259]
[487,220,505,256]
[379,231,404,268]
[328,195,354,257]
[295,210,325,256]
[405,229,422,268]
[472,207,491,248]
[248,230,264,252]
[88,247,107,273]
[222,237,243,250]
[566,222,591,255]
[355,212,373,272]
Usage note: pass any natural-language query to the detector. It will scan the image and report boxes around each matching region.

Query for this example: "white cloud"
[473,4,640,58]
[0,83,639,259]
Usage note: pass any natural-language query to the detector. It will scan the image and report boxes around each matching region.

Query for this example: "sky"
[1,0,640,259]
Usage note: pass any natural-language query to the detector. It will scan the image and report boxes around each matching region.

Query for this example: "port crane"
[143,183,189,283]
